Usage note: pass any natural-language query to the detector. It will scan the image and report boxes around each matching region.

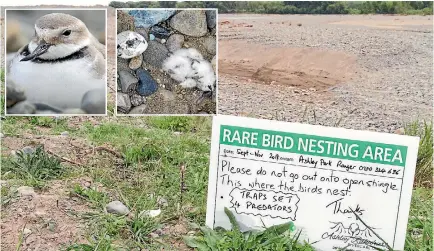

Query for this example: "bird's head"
[21,13,91,61]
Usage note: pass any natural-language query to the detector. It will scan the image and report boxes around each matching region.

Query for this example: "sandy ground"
[218,14,433,132]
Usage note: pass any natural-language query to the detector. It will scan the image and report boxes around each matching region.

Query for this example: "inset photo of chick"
[5,9,107,115]
[116,9,217,115]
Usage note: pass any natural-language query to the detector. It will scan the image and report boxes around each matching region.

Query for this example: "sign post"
[206,115,419,251]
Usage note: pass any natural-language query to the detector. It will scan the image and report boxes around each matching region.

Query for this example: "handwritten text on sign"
[206,115,419,251]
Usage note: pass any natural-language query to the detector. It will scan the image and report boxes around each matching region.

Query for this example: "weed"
[16,224,26,251]
[1,185,18,206]
[83,212,127,238]
[127,215,159,243]
[28,117,72,134]
[2,146,64,188]
[184,207,314,251]
[71,184,110,209]
[147,116,212,133]
[404,120,433,187]
[64,235,116,251]
[147,116,193,132]
[405,188,433,251]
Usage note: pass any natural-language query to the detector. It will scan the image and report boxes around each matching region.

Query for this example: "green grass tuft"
[404,120,433,187]
[127,215,159,244]
[2,146,65,188]
[71,184,110,210]
[146,116,212,133]
[147,116,194,132]
[184,207,314,251]
[405,188,433,251]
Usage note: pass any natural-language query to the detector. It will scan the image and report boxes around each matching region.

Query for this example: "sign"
[206,115,419,251]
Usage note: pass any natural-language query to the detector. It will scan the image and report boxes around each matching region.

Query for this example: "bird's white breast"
[8,55,105,110]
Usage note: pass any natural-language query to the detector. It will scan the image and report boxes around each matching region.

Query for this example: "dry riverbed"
[218,14,433,132]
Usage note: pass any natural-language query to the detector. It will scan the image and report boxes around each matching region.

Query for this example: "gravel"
[218,14,433,132]
[106,201,130,215]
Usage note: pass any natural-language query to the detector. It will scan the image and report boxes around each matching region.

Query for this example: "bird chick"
[162,48,215,92]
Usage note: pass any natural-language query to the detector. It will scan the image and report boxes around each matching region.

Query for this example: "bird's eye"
[62,30,72,36]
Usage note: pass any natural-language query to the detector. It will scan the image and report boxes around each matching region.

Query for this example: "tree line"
[109,1,433,15]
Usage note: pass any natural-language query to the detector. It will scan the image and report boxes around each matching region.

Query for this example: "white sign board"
[206,115,419,251]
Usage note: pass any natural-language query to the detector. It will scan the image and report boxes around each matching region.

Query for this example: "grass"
[59,117,212,249]
[81,118,211,223]
[404,120,433,187]
[1,116,432,250]
[64,236,116,251]
[405,188,433,251]
[184,208,314,251]
[2,145,65,188]
[127,214,160,244]
[71,184,110,210]
[147,116,197,132]
[2,116,76,136]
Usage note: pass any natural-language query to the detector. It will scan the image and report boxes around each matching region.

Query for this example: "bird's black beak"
[20,40,52,62]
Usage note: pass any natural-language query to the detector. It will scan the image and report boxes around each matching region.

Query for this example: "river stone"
[136,69,158,96]
[150,26,172,39]
[128,9,175,28]
[142,41,169,68]
[81,88,106,114]
[117,93,132,113]
[6,80,26,108]
[106,201,130,215]
[166,34,184,52]
[129,55,143,70]
[21,146,35,155]
[118,70,138,93]
[159,89,176,101]
[203,36,216,55]
[157,196,169,207]
[135,28,149,41]
[129,104,147,114]
[170,10,207,37]
[23,228,32,236]
[7,101,36,114]
[17,186,36,197]
[117,31,148,59]
[205,10,216,29]
[130,93,146,107]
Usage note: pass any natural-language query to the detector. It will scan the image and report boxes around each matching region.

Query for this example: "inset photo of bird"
[5,9,107,115]
[116,9,217,115]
